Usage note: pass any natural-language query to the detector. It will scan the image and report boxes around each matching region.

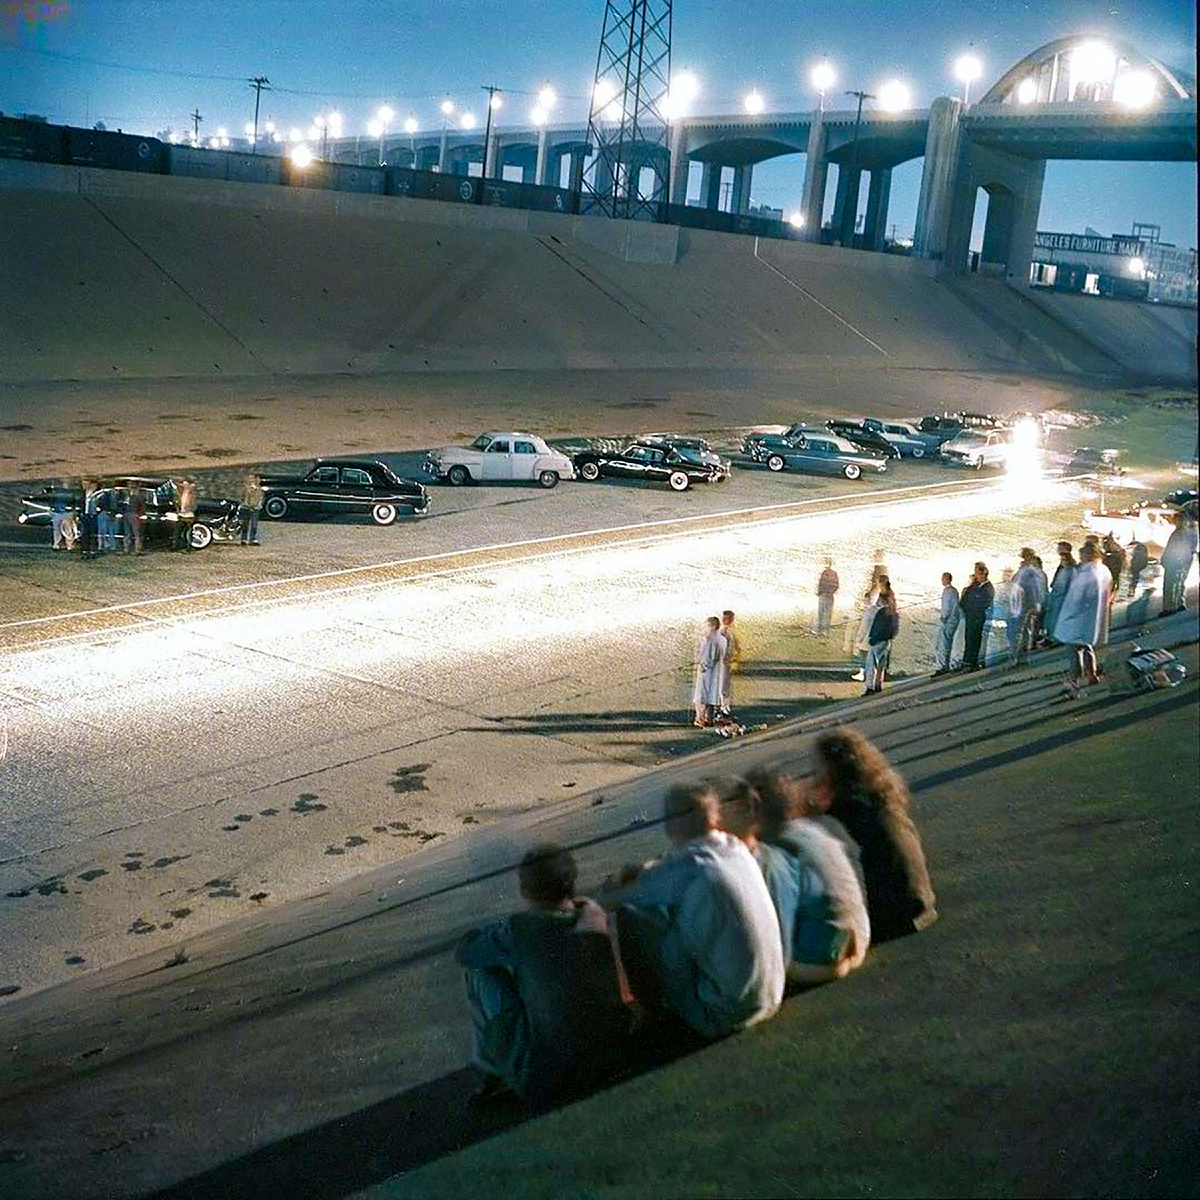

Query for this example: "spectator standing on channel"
[605,781,784,1040]
[1101,534,1126,597]
[79,480,98,561]
[240,473,263,546]
[693,616,726,727]
[1044,542,1076,644]
[810,727,938,942]
[1127,538,1149,599]
[933,571,961,676]
[1053,541,1112,689]
[455,844,631,1106]
[174,479,197,552]
[958,562,994,671]
[863,576,899,695]
[1009,548,1046,667]
[97,489,118,552]
[1160,513,1198,617]
[719,610,740,716]
[1032,555,1050,643]
[50,484,71,552]
[816,559,839,636]
[122,486,145,555]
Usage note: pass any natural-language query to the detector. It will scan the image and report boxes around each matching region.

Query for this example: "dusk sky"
[2,0,1196,244]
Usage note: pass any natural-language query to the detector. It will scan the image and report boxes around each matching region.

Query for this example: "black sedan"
[18,477,240,550]
[824,420,902,460]
[573,442,722,491]
[259,459,430,525]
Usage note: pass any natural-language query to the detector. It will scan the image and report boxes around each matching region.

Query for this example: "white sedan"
[424,432,576,489]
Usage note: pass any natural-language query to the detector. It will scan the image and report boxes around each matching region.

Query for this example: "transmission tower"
[583,0,672,221]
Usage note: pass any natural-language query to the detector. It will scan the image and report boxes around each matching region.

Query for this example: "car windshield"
[469,434,493,451]
[375,463,402,485]
[953,431,988,446]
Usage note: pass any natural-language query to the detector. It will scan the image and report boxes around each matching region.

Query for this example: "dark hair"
[942,572,952,584]
[974,562,989,579]
[663,782,719,842]
[518,844,577,904]
[814,727,912,822]
[744,766,805,840]
[722,610,735,621]
[709,775,761,840]
[706,615,721,630]
[876,575,898,612]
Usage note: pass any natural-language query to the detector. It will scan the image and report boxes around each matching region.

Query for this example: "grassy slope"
[375,663,1200,1200]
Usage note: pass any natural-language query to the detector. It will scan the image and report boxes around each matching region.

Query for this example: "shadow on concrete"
[144,1030,709,1200]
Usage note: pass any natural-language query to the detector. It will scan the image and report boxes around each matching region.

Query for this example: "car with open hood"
[259,459,429,525]
[424,432,575,488]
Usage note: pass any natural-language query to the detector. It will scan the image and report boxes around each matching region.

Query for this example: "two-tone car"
[759,432,889,480]
[641,434,732,481]
[424,432,575,489]
[939,429,1012,470]
[573,441,723,491]
[259,459,429,525]
[18,477,240,550]
[741,424,823,463]
[861,418,942,458]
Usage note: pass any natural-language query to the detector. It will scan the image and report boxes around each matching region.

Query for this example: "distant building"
[1030,224,1197,305]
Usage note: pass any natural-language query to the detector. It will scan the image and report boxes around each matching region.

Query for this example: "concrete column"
[863,167,892,251]
[799,112,828,240]
[731,164,754,215]
[568,148,588,194]
[833,165,863,246]
[484,134,499,179]
[437,127,450,172]
[535,128,550,186]
[668,124,689,206]
[699,162,723,211]
[913,96,964,261]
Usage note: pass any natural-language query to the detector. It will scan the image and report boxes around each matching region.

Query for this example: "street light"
[744,89,765,115]
[538,85,557,111]
[1113,69,1157,108]
[811,60,836,111]
[1016,77,1038,105]
[290,144,314,169]
[954,53,983,105]
[1070,41,1116,99]
[440,98,455,118]
[531,105,548,125]
[460,112,476,130]
[877,80,911,113]
[787,211,805,229]
[372,105,393,164]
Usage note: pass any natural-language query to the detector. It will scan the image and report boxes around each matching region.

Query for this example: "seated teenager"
[810,726,938,942]
[605,780,784,1040]
[455,843,632,1105]
[742,768,871,985]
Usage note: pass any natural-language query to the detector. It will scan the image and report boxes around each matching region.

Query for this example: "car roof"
[479,432,544,441]
[313,458,388,469]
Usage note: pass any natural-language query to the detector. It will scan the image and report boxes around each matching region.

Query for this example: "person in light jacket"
[693,616,726,727]
[1052,541,1112,688]
[1009,548,1046,666]
[864,577,899,695]
[933,571,961,675]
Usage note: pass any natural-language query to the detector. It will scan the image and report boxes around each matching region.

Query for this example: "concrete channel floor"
[0,614,1195,1200]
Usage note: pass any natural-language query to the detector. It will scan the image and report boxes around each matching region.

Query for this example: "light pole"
[248,75,270,152]
[479,84,502,200]
[954,54,983,106]
[404,115,419,165]
[843,88,875,247]
[811,60,835,112]
[375,105,393,165]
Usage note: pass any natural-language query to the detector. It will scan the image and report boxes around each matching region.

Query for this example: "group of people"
[692,610,741,726]
[455,725,936,1107]
[821,556,901,697]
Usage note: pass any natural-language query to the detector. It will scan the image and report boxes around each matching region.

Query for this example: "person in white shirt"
[719,610,741,715]
[1009,547,1047,666]
[606,781,785,1039]
[1052,541,1113,689]
[933,572,961,676]
[693,617,726,727]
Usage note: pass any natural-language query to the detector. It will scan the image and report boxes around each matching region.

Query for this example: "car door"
[608,447,646,479]
[479,438,513,481]
[805,437,842,476]
[298,464,340,511]
[511,439,539,481]
[338,466,376,513]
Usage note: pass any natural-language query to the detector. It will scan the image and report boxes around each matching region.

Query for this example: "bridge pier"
[731,165,753,215]
[568,148,588,194]
[437,127,450,173]
[699,162,724,211]
[833,165,863,246]
[668,126,690,206]
[863,167,892,251]
[799,112,828,240]
[535,128,550,186]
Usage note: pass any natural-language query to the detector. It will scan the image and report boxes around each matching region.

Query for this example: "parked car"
[759,432,889,480]
[824,420,902,460]
[1083,503,1179,547]
[940,429,1011,470]
[424,431,575,489]
[641,434,732,480]
[18,477,240,550]
[741,424,823,462]
[259,459,429,524]
[1162,487,1198,516]
[860,418,941,458]
[1069,447,1125,476]
[916,414,967,444]
[573,442,723,491]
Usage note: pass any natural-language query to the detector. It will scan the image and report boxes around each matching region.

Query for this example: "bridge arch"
[978,34,1193,106]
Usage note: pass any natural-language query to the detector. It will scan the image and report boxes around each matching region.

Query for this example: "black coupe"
[259,459,430,525]
[824,420,902,460]
[573,442,723,491]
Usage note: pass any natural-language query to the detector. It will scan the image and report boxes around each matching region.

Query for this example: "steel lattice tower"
[583,0,672,220]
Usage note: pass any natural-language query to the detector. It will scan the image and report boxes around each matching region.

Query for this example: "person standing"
[863,577,899,695]
[1126,538,1149,599]
[959,562,995,671]
[240,473,263,546]
[78,479,98,560]
[174,479,197,552]
[1160,513,1198,617]
[816,559,839,636]
[50,485,71,551]
[1043,542,1077,644]
[719,610,740,716]
[1053,541,1113,689]
[122,486,145,555]
[933,571,961,675]
[1010,547,1046,667]
[693,617,726,727]
[1101,534,1126,597]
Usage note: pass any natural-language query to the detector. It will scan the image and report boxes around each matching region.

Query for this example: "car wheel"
[372,503,398,526]
[911,446,925,459]
[579,461,601,482]
[263,495,288,519]
[668,470,690,492]
[188,522,213,550]
[843,463,862,480]
[767,454,786,473]
[537,470,559,489]
[447,465,470,487]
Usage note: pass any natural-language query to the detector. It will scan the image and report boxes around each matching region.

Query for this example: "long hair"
[876,575,897,612]
[813,726,911,820]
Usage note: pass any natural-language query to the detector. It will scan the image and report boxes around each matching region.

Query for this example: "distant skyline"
[1,0,1195,245]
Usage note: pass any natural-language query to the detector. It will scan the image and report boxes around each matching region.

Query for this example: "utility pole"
[478,84,501,202]
[248,76,271,153]
[843,89,874,248]
[190,108,203,144]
